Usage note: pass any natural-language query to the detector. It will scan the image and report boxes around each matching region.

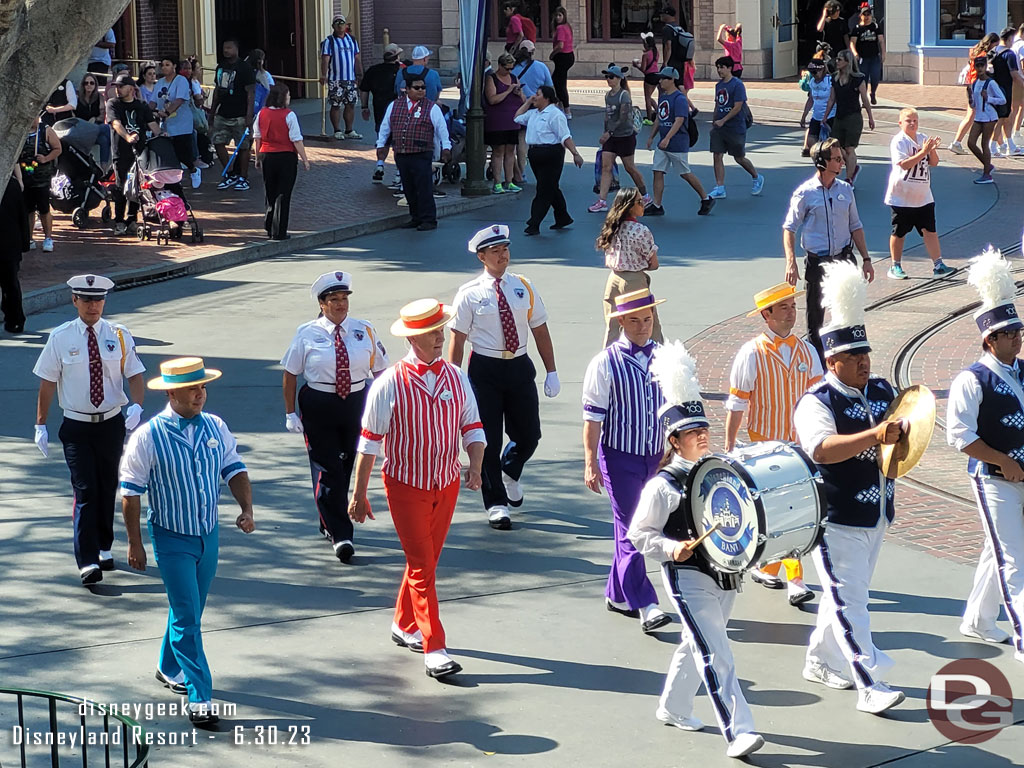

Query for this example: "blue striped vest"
[966,362,1024,477]
[602,341,665,457]
[807,376,896,527]
[146,413,238,536]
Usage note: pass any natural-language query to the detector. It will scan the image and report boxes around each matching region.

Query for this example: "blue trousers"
[149,521,219,703]
[859,57,882,96]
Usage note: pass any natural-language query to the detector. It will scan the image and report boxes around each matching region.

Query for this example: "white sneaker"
[655,707,704,731]
[487,505,511,530]
[959,622,1010,644]
[856,682,905,714]
[42,237,54,252]
[334,130,345,140]
[803,661,854,689]
[502,472,524,507]
[949,141,967,154]
[991,142,1005,157]
[190,167,202,188]
[29,240,36,250]
[726,732,765,758]
[1008,145,1024,157]
[708,185,727,199]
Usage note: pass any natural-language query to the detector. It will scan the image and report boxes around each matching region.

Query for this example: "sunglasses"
[408,84,426,90]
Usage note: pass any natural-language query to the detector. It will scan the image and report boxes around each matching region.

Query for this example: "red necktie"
[334,325,351,398]
[87,326,103,408]
[494,279,519,353]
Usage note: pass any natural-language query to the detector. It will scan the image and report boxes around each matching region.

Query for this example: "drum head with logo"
[684,455,765,573]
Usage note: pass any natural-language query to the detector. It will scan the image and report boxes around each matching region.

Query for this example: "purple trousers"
[600,444,661,610]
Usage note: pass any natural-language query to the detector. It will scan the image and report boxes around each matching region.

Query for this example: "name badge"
[439,390,453,402]
[798,362,808,372]
[207,438,219,449]
[837,194,846,201]
[69,347,80,357]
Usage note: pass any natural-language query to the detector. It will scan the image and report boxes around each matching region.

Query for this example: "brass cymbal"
[877,384,936,479]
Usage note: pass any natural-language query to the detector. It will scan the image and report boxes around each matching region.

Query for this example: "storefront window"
[938,0,986,41]
[588,0,691,42]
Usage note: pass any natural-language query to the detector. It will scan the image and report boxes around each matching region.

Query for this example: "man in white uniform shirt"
[883,109,954,280]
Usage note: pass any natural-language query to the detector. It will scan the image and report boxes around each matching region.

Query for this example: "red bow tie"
[412,360,444,376]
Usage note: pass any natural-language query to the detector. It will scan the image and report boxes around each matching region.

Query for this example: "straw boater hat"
[607,288,666,318]
[390,298,455,337]
[967,246,1022,338]
[148,357,222,390]
[746,283,805,317]
[650,340,709,436]
[818,261,870,358]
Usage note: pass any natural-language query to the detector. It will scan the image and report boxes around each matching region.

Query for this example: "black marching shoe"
[155,669,188,695]
[425,660,462,679]
[417,222,438,231]
[99,558,115,572]
[391,630,424,653]
[523,226,540,236]
[334,540,355,563]
[606,600,640,618]
[400,220,421,229]
[81,566,102,586]
[186,703,220,728]
[641,613,673,634]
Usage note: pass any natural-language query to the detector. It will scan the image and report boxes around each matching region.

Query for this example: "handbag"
[190,101,209,134]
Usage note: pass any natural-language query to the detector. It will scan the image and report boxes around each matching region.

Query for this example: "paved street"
[1,85,1023,766]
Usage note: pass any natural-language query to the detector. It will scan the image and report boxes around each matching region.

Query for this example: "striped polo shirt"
[320,33,359,81]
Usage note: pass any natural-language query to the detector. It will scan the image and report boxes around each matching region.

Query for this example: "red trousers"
[384,474,459,653]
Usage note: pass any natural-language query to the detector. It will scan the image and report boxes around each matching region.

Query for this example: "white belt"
[472,348,527,360]
[307,381,366,394]
[64,406,121,423]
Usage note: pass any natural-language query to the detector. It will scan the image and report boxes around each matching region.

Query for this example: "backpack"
[666,24,695,63]
[516,14,537,43]
[687,106,699,146]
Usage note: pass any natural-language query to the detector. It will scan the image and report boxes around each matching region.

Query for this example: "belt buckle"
[90,413,103,423]
[501,350,515,360]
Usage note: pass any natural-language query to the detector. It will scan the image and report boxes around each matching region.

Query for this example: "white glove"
[124,403,143,431]
[285,412,304,433]
[34,425,49,457]
[543,371,561,398]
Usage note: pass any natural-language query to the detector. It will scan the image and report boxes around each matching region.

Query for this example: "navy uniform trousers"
[298,385,366,543]
[394,150,436,226]
[59,414,126,568]
[468,353,541,509]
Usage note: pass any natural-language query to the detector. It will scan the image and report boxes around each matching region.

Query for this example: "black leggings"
[551,52,575,109]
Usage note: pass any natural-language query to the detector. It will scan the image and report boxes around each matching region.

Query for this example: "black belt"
[806,244,854,260]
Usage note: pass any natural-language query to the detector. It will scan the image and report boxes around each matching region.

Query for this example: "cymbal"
[877,384,936,479]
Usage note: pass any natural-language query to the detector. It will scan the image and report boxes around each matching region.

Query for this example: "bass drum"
[684,441,826,574]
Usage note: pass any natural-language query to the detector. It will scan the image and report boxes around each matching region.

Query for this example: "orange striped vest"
[740,334,820,443]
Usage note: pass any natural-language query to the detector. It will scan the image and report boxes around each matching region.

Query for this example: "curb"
[23,195,499,317]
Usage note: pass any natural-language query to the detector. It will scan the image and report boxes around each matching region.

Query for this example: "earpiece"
[812,141,829,170]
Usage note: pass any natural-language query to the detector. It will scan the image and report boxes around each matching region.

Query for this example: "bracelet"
[862,258,871,264]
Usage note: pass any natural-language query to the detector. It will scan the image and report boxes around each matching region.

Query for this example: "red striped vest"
[383,360,467,490]
[389,95,436,155]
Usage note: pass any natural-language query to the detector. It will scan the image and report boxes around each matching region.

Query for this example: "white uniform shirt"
[280,316,389,390]
[947,353,1024,452]
[451,271,548,357]
[356,351,487,456]
[514,104,571,146]
[33,317,145,414]
[581,336,655,424]
[725,332,823,412]
[883,131,934,208]
[628,454,695,561]
[782,176,863,256]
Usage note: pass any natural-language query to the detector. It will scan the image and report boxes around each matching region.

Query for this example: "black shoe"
[318,525,331,541]
[155,669,188,695]
[524,226,540,236]
[400,220,420,229]
[186,705,220,728]
[609,180,620,191]
[592,183,600,194]
[550,218,573,230]
[644,203,665,216]
[391,631,424,653]
[641,613,673,634]
[99,558,115,572]
[334,540,355,563]
[750,569,785,589]
[372,167,385,182]
[81,567,102,586]
[697,197,715,216]
[801,148,811,158]
[4,324,24,333]
[870,94,877,105]
[270,234,291,241]
[789,588,815,606]
[606,600,639,618]
[417,222,438,231]
[425,660,463,679]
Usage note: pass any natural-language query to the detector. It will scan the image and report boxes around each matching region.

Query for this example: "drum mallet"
[685,522,722,551]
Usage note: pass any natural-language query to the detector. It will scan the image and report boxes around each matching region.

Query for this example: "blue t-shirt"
[393,65,443,102]
[157,75,193,137]
[714,76,747,134]
[656,89,689,153]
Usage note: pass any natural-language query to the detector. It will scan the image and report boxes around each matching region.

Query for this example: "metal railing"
[0,687,151,768]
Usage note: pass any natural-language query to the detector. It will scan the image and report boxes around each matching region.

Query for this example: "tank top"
[484,72,523,133]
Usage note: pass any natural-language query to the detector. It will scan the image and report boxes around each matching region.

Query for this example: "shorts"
[328,80,358,107]
[832,112,863,148]
[602,133,636,157]
[23,185,50,215]
[169,133,196,166]
[808,116,835,142]
[994,102,1011,119]
[485,129,519,147]
[890,203,936,238]
[652,148,691,175]
[210,115,252,149]
[644,72,661,87]
[709,128,746,158]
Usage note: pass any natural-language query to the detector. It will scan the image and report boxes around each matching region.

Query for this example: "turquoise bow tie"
[177,414,202,430]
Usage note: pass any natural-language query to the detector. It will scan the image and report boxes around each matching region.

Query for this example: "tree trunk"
[0,0,131,179]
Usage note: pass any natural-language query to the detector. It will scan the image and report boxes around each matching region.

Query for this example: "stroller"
[438,104,466,185]
[49,117,113,228]
[126,135,203,245]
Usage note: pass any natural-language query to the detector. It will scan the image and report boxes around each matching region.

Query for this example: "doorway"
[215,0,305,95]
[797,0,886,70]
[772,0,798,78]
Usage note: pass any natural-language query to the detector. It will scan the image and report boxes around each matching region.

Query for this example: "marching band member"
[349,299,486,679]
[449,225,559,530]
[629,341,764,760]
[793,261,906,713]
[280,271,389,563]
[33,274,145,585]
[725,283,822,605]
[582,289,671,634]
[119,357,255,726]
[947,247,1024,657]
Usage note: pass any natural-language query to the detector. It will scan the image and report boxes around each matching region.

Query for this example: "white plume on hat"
[967,245,1015,310]
[820,260,867,329]
[650,340,702,407]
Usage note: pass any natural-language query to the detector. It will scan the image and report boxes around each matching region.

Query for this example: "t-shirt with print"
[214,58,256,119]
[808,74,837,120]
[714,77,746,134]
[657,89,689,153]
[156,74,194,136]
[105,98,155,159]
[851,23,881,59]
[884,131,934,208]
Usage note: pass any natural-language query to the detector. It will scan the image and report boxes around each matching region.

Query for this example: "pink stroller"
[126,135,204,245]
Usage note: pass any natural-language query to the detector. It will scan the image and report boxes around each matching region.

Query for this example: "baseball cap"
[519,39,535,53]
[602,64,630,79]
[383,43,403,60]
[333,15,347,24]
[807,60,825,71]
[113,72,134,87]
[412,45,432,59]
[656,66,679,80]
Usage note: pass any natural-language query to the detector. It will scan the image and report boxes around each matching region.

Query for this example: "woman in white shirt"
[967,55,1006,184]
[514,86,584,236]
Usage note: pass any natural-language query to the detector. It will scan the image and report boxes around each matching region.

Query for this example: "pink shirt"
[604,220,658,272]
[722,37,743,67]
[554,23,574,54]
[506,14,523,46]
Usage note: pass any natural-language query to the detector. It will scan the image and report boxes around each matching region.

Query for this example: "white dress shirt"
[356,351,486,456]
[628,454,695,562]
[375,99,452,150]
[33,317,145,414]
[280,315,389,392]
[782,175,863,256]
[725,333,823,412]
[581,335,653,423]
[514,104,571,146]
[450,270,549,357]
[947,353,1024,452]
